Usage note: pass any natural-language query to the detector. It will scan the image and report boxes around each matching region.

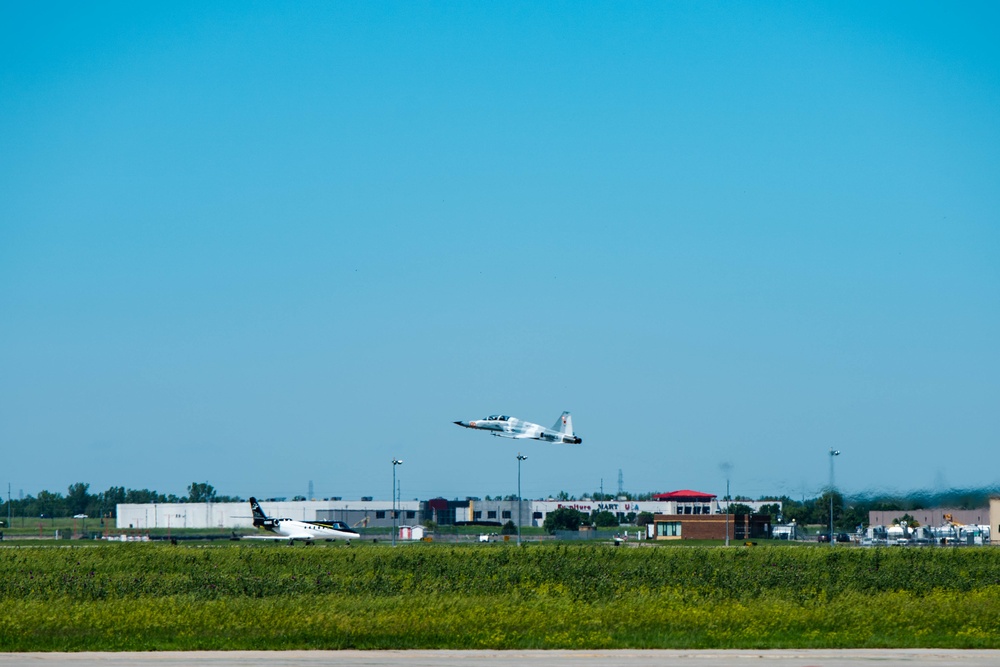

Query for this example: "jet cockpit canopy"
[486,415,510,421]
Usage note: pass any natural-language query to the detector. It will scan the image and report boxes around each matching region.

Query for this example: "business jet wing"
[240,532,314,542]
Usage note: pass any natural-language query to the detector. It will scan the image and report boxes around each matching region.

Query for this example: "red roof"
[652,490,717,501]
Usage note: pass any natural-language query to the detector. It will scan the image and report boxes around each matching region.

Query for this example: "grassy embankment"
[0,543,998,651]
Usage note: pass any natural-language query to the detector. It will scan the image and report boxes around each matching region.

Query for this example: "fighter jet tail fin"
[552,411,573,435]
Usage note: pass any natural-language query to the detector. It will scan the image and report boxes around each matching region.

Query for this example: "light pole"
[719,462,732,547]
[725,478,730,547]
[829,448,840,545]
[392,458,403,546]
[516,453,527,545]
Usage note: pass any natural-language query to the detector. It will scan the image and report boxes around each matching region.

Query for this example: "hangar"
[116,498,422,531]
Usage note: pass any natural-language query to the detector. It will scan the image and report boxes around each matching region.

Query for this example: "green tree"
[35,490,63,519]
[636,511,655,527]
[500,520,517,535]
[757,503,781,519]
[187,482,217,503]
[591,510,619,528]
[779,496,810,525]
[728,503,754,516]
[100,487,126,518]
[543,507,585,533]
[67,483,91,516]
[817,490,844,529]
[841,503,868,532]
[125,489,163,504]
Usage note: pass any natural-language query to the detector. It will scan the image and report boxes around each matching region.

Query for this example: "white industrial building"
[529,500,674,527]
[117,495,780,531]
[116,499,422,530]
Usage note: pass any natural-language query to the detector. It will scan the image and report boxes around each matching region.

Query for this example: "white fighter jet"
[454,411,582,444]
[243,497,361,545]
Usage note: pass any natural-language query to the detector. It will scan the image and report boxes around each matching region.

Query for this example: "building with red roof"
[650,490,716,516]
[651,490,717,502]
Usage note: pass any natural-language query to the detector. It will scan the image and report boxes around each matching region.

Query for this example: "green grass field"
[0,542,998,651]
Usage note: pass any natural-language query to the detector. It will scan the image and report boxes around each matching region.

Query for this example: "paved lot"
[1,651,999,667]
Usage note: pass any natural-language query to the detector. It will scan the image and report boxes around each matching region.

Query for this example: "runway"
[0,650,998,666]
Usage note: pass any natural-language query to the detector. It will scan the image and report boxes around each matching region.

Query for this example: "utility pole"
[829,448,840,545]
[391,458,403,546]
[720,462,732,547]
[725,478,730,547]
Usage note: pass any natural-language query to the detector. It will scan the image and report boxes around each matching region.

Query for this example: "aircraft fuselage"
[454,413,582,444]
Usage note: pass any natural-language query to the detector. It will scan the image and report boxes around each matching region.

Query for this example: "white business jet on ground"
[243,497,361,545]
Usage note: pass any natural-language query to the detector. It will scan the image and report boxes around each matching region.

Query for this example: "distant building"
[530,499,673,527]
[115,489,781,533]
[866,507,993,546]
[652,490,715,514]
[991,497,1000,546]
[868,508,989,530]
[772,523,799,540]
[116,499,421,530]
[398,525,425,540]
[653,512,772,541]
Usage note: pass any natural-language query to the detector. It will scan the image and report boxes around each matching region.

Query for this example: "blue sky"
[2,2,998,503]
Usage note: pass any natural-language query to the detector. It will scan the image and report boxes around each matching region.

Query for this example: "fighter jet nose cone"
[454,421,464,426]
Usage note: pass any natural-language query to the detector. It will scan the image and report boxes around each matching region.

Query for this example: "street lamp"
[719,462,732,547]
[516,453,527,546]
[392,458,403,546]
[725,477,730,547]
[829,448,840,545]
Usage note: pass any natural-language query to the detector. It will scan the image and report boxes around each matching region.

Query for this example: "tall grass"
[0,544,998,650]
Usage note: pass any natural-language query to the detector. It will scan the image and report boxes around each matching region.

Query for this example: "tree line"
[3,482,241,520]
[5,482,995,531]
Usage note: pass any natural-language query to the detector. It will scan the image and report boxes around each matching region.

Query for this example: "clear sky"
[2,2,998,504]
